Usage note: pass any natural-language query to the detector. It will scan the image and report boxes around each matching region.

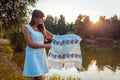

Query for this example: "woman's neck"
[32,24,38,28]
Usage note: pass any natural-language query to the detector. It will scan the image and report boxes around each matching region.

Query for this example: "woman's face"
[35,16,44,25]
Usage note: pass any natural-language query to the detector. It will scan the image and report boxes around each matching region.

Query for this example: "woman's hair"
[30,9,44,26]
[30,9,47,39]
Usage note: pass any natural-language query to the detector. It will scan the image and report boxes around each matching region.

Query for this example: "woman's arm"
[22,26,51,49]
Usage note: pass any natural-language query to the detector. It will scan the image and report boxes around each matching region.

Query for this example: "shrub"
[9,31,26,51]
[2,46,13,57]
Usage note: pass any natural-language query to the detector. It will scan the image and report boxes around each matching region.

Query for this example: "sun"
[90,17,99,23]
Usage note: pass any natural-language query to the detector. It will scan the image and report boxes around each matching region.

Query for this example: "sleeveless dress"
[48,34,82,69]
[23,24,48,77]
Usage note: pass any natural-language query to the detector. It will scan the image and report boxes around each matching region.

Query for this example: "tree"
[56,15,67,35]
[83,16,93,38]
[44,15,55,33]
[66,22,75,33]
[0,0,38,35]
[110,15,120,40]
[0,0,39,51]
[75,15,93,38]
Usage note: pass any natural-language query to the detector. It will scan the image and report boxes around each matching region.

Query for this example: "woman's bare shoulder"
[22,26,29,33]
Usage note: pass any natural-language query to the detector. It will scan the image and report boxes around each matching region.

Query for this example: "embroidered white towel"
[48,34,82,69]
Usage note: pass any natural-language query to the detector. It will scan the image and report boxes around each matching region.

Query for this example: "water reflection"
[81,45,120,72]
[46,58,120,80]
[47,60,98,80]
[79,59,120,80]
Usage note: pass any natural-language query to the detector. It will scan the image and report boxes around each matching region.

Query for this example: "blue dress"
[23,24,48,77]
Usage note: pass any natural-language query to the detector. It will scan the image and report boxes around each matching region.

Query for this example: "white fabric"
[48,34,82,69]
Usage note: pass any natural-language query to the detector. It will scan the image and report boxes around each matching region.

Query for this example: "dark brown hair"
[30,9,44,26]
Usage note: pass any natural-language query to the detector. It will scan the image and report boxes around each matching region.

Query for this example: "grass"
[0,52,31,80]
[0,39,30,80]
[0,39,10,45]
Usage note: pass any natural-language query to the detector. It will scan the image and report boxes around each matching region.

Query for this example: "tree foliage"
[44,14,75,35]
[44,14,120,40]
[0,0,38,50]
[75,14,120,40]
[0,0,38,34]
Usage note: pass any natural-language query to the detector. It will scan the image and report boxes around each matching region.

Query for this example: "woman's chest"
[31,31,44,40]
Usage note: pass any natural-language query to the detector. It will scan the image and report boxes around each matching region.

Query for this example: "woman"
[22,9,53,80]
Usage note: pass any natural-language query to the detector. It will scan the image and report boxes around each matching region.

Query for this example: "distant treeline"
[44,15,120,40]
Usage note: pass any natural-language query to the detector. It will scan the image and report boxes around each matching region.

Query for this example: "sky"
[33,0,120,23]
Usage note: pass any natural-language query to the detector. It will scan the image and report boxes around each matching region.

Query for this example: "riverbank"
[81,38,120,46]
